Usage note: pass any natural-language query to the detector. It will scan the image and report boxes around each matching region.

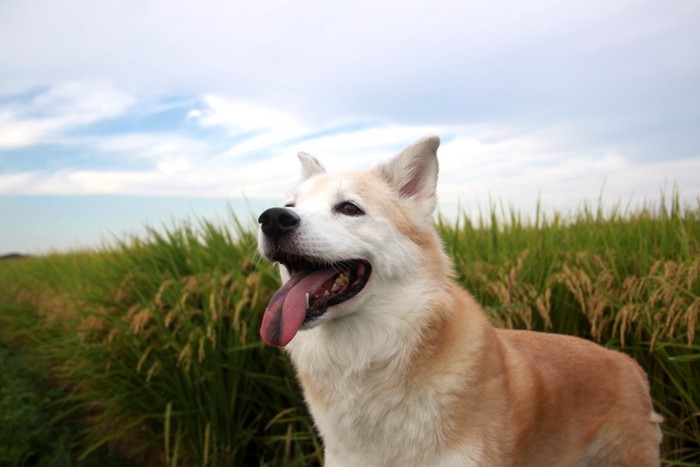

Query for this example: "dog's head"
[257,136,443,347]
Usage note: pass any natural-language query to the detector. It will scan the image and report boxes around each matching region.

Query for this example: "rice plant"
[0,218,322,466]
[0,194,698,465]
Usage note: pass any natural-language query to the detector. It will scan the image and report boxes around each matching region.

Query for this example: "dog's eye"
[336,201,364,217]
[284,202,295,208]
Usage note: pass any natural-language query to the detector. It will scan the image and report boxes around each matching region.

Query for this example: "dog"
[257,136,662,466]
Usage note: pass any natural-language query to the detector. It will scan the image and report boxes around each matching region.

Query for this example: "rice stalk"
[0,196,696,464]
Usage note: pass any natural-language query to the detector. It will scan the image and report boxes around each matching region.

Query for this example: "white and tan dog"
[257,137,662,466]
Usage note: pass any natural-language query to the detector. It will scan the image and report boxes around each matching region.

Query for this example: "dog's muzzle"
[258,207,300,241]
[257,206,372,347]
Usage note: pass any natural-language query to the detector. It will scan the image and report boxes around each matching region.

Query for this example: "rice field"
[0,195,698,466]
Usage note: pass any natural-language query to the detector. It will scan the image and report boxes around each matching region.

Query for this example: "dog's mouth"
[260,254,372,347]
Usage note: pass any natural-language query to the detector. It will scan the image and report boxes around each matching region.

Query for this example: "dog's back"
[495,329,662,466]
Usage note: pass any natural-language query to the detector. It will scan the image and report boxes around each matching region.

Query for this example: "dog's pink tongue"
[260,268,338,347]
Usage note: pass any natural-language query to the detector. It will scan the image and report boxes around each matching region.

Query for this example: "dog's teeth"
[323,290,331,297]
[331,273,349,292]
[305,293,310,310]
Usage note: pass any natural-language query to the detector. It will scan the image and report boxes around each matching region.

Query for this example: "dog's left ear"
[377,136,440,218]
[298,152,326,180]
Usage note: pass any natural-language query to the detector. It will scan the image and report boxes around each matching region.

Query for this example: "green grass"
[0,342,73,466]
[0,304,129,467]
[0,195,698,465]
[0,220,320,466]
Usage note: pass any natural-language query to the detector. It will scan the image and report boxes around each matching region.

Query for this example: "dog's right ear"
[377,136,440,219]
[298,152,326,180]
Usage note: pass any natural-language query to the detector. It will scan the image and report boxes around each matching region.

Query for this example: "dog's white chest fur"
[288,320,485,467]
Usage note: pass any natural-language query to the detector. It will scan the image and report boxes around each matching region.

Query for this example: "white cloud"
[91,132,210,169]
[156,156,192,176]
[437,132,700,220]
[2,0,697,128]
[0,83,134,149]
[0,111,59,148]
[190,96,299,132]
[2,102,697,219]
[0,172,38,193]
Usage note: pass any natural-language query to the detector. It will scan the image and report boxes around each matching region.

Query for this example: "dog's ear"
[377,136,440,216]
[298,152,326,180]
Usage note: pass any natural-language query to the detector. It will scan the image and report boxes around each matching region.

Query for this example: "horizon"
[2,187,695,257]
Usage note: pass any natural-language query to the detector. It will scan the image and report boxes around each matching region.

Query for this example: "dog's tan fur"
[259,136,662,466]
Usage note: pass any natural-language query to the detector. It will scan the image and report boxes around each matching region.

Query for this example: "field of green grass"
[0,195,698,466]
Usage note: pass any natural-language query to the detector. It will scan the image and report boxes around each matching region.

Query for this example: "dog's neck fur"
[286,231,504,465]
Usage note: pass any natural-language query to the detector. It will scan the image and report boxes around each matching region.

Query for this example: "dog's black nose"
[258,207,301,241]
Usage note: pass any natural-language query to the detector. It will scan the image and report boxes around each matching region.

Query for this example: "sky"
[1,0,699,254]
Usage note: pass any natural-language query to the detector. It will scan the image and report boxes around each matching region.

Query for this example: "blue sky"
[1,0,699,254]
